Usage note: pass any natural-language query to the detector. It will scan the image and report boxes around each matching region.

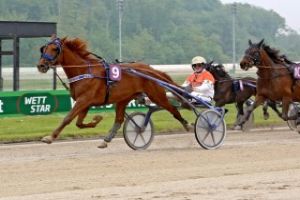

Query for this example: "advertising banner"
[0,90,145,116]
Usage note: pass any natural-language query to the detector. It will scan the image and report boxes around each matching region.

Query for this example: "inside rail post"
[0,39,3,91]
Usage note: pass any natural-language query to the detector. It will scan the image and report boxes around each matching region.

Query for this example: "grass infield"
[0,104,284,143]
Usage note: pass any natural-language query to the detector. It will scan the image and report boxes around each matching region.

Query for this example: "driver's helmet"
[191,56,206,73]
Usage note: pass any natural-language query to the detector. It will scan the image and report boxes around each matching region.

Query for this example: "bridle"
[243,47,293,80]
[243,47,261,66]
[40,38,62,65]
[39,38,68,89]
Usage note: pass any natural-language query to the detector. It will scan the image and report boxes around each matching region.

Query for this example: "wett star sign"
[17,93,58,115]
[0,90,146,116]
[0,99,3,113]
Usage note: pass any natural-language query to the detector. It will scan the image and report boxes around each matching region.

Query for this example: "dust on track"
[1,128,300,200]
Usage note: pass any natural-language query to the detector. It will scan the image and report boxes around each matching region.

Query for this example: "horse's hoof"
[98,140,108,148]
[263,114,270,120]
[232,125,242,130]
[185,123,194,132]
[41,136,53,144]
[93,115,103,122]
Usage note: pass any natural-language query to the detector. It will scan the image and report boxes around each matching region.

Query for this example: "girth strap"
[103,61,113,104]
[67,61,117,105]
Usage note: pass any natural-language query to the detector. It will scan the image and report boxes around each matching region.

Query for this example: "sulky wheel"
[123,112,154,150]
[194,109,226,150]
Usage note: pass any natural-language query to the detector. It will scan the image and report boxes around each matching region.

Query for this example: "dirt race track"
[1,128,300,200]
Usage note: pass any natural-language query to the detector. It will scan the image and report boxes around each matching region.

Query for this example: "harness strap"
[68,74,94,83]
[239,80,244,91]
[103,61,112,104]
[243,82,256,88]
[67,60,117,105]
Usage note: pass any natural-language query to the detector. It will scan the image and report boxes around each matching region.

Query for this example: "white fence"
[1,63,256,80]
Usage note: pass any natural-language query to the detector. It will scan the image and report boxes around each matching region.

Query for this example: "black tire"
[123,112,154,150]
[194,109,226,150]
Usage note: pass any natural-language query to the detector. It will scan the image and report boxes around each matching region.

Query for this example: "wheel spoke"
[132,131,139,145]
[139,132,147,145]
[210,131,216,145]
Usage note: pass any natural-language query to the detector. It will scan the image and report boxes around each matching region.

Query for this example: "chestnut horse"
[239,39,300,125]
[205,62,281,129]
[37,36,190,148]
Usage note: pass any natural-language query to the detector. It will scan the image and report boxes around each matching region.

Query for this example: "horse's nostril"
[37,64,48,73]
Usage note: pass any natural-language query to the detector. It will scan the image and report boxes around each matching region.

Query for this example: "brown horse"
[205,62,281,129]
[37,35,190,148]
[239,39,300,125]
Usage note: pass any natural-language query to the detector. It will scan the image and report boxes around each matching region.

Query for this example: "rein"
[215,78,256,89]
[54,71,70,90]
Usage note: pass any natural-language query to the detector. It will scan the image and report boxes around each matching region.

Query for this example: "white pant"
[190,91,212,103]
[167,91,212,103]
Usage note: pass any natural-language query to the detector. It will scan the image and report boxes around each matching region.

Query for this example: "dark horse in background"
[205,62,281,129]
[239,39,300,126]
[37,35,190,148]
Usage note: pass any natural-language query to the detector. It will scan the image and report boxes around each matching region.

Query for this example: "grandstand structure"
[0,21,56,91]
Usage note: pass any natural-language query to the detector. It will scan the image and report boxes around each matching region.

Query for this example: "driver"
[143,56,215,106]
[182,56,215,102]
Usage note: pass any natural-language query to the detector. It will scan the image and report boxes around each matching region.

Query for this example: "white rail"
[1,63,257,80]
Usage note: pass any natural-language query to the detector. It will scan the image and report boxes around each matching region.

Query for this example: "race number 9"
[109,65,121,81]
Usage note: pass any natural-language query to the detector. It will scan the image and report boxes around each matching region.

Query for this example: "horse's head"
[37,35,63,73]
[240,39,264,70]
[205,61,227,79]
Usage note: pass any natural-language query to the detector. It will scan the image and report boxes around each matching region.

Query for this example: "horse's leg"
[267,100,282,119]
[238,96,265,126]
[262,101,270,120]
[76,107,103,128]
[98,99,130,148]
[233,102,244,130]
[281,97,295,121]
[41,99,90,144]
[147,92,190,131]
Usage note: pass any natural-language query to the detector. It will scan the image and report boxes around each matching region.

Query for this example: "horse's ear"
[205,61,213,69]
[258,39,264,48]
[61,37,67,42]
[51,34,57,40]
[248,39,253,46]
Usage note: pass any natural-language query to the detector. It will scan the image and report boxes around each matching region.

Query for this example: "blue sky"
[220,0,300,32]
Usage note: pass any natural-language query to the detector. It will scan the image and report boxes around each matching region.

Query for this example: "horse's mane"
[262,44,294,65]
[216,64,231,78]
[62,37,100,61]
[207,63,231,79]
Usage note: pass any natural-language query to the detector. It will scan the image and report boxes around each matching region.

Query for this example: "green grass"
[0,104,284,143]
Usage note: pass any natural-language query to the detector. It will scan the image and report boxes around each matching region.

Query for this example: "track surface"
[1,128,300,200]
